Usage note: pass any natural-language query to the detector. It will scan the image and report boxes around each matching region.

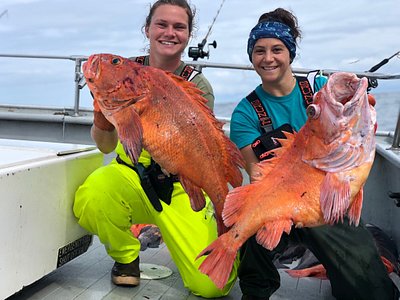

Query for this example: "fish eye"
[306,104,320,119]
[111,57,121,65]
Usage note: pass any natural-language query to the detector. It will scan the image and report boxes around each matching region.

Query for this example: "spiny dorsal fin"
[165,70,226,130]
[166,70,245,187]
[168,71,208,104]
[251,131,296,183]
[251,157,279,182]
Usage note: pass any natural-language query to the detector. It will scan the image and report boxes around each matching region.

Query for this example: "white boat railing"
[1,53,399,149]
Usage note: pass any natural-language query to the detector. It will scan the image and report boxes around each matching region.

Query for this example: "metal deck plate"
[140,263,172,280]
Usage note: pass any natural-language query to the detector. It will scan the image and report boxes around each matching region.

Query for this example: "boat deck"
[4,134,400,300]
[7,236,338,300]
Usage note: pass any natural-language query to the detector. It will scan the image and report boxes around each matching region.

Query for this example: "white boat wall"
[0,54,399,299]
[0,139,103,299]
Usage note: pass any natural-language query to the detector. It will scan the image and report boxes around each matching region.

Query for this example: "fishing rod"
[367,50,400,89]
[188,0,226,61]
[368,50,400,73]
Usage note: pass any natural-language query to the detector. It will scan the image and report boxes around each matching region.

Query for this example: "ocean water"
[0,56,398,132]
[215,92,400,132]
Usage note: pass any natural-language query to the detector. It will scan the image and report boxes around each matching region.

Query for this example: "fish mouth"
[102,94,146,112]
[83,55,100,83]
[323,72,369,122]
[327,73,368,108]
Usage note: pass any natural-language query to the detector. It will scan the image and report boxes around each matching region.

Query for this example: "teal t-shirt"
[230,76,327,149]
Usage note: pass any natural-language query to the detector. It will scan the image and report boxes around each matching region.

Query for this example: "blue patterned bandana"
[247,21,296,63]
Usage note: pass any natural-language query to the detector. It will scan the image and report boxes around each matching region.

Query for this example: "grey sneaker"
[111,257,140,286]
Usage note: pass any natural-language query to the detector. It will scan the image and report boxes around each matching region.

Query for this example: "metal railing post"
[391,109,400,150]
[73,58,84,116]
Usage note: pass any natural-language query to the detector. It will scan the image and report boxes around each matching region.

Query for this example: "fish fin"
[223,185,253,227]
[168,72,209,103]
[285,264,327,279]
[180,174,228,235]
[320,172,350,224]
[268,131,296,159]
[224,135,245,188]
[347,187,363,226]
[251,157,280,182]
[168,72,221,118]
[179,176,206,212]
[256,220,293,250]
[276,131,296,149]
[216,217,229,236]
[196,234,238,289]
[251,132,296,182]
[111,107,143,164]
[168,71,246,191]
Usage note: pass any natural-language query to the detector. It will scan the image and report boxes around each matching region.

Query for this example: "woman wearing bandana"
[230,8,399,300]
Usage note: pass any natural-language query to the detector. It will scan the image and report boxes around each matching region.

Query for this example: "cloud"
[0,0,399,109]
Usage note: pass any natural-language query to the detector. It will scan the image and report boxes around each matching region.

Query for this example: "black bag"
[251,123,294,161]
[116,156,177,212]
[143,160,176,205]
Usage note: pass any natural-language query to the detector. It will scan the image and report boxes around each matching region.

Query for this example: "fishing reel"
[188,39,217,61]
[367,78,378,91]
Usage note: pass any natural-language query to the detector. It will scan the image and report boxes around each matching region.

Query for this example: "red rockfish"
[83,53,245,235]
[197,72,377,289]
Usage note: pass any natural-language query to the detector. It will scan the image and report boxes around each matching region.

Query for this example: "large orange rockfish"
[197,72,377,289]
[83,53,245,235]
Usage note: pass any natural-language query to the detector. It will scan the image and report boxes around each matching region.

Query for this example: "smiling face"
[251,37,293,87]
[145,4,190,62]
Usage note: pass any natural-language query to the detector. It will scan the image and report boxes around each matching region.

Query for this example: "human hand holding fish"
[196,72,377,289]
[83,53,245,235]
[368,93,376,107]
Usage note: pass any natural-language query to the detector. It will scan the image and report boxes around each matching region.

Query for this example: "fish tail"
[285,264,327,279]
[197,234,238,290]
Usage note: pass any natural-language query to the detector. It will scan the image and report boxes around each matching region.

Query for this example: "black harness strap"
[246,90,273,133]
[246,73,317,133]
[180,65,199,81]
[134,56,199,81]
[296,75,314,107]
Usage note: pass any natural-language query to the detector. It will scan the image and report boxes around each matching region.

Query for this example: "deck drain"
[140,263,173,280]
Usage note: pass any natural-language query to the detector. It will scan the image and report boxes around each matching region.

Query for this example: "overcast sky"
[0,0,399,109]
